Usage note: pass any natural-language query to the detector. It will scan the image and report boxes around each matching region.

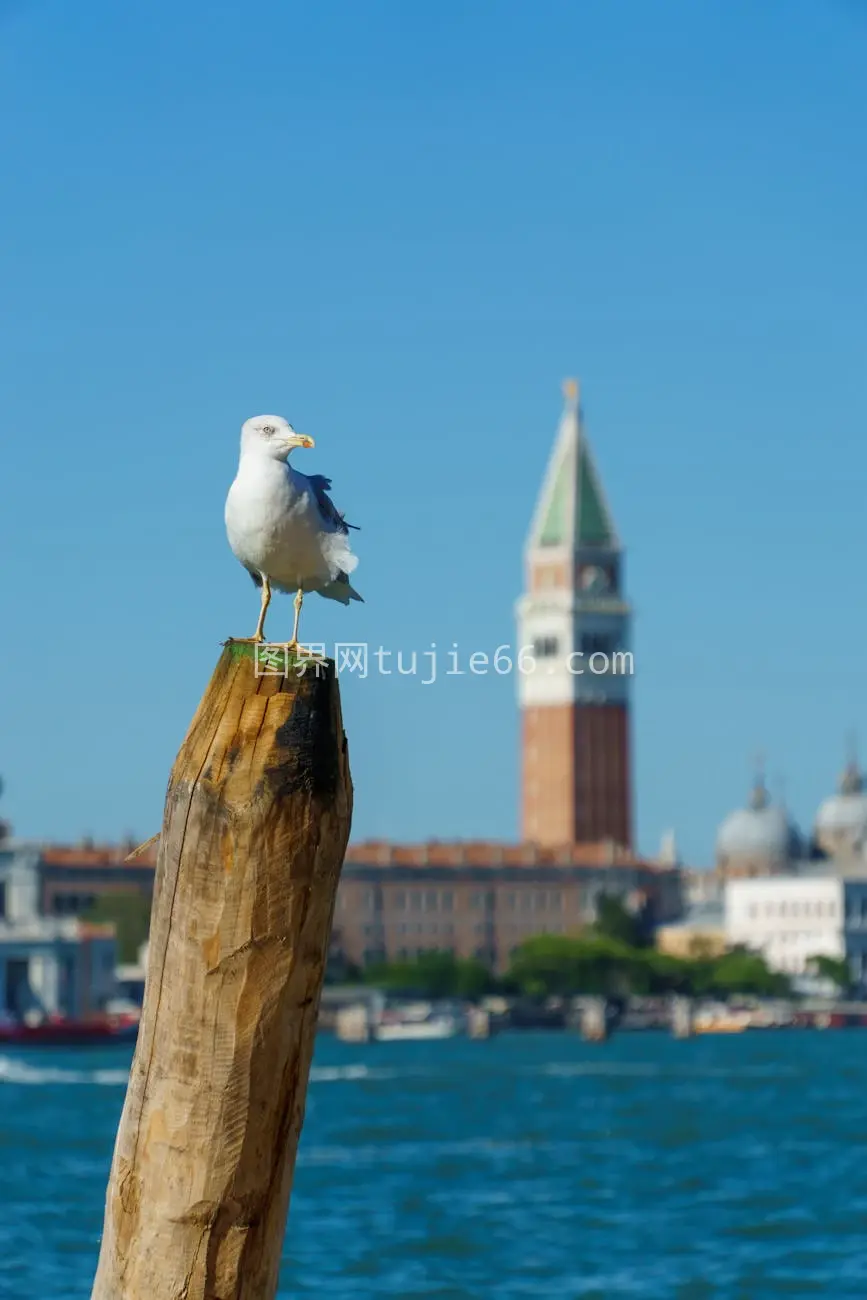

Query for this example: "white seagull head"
[240,414,315,461]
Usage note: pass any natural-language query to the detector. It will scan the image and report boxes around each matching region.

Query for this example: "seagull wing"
[303,472,360,534]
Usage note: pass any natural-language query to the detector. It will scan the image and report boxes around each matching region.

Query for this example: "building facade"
[516,381,632,848]
[332,839,681,972]
[13,836,683,976]
[725,872,867,987]
[0,843,118,1019]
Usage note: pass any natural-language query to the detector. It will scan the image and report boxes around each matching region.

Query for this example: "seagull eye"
[261,424,276,435]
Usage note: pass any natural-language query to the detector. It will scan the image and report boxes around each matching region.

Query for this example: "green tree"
[706,949,789,998]
[592,892,648,948]
[362,952,494,999]
[506,934,790,1000]
[509,934,641,997]
[806,954,851,992]
[82,891,152,963]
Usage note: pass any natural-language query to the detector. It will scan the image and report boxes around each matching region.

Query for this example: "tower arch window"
[534,636,559,658]
[581,633,616,657]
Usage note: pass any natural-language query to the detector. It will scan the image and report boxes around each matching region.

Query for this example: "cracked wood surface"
[91,645,352,1300]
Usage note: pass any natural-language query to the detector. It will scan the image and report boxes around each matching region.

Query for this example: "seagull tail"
[318,577,364,605]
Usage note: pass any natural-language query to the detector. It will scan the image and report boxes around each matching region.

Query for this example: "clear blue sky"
[1,0,865,867]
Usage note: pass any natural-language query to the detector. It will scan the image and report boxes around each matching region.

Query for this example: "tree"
[362,952,495,999]
[706,949,789,998]
[82,891,152,963]
[806,954,851,992]
[592,892,648,948]
[508,934,641,998]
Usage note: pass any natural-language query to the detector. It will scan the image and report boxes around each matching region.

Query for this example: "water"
[0,1030,865,1298]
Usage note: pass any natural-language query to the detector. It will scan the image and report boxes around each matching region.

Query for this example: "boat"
[0,1012,139,1047]
[692,1006,752,1034]
[372,1000,464,1041]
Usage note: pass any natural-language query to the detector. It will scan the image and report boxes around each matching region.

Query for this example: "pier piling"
[91,643,352,1300]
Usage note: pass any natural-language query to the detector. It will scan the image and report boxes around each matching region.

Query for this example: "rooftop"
[19,837,677,874]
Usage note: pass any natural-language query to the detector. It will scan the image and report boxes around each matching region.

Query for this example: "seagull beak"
[291,433,315,449]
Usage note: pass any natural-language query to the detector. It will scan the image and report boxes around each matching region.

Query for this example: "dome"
[815,759,867,849]
[716,778,802,862]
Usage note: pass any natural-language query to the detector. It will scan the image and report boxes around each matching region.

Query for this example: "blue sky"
[1,0,865,867]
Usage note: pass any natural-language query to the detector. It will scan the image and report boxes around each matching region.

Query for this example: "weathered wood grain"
[92,643,352,1300]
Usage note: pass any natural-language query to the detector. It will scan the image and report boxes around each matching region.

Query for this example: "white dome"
[716,781,802,860]
[815,761,867,843]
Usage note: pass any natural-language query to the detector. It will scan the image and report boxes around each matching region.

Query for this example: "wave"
[309,1064,397,1083]
[0,1057,387,1088]
[539,1062,801,1080]
[0,1056,129,1086]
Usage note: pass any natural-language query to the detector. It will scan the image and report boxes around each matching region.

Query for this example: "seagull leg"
[283,589,325,666]
[253,576,272,642]
[288,589,303,647]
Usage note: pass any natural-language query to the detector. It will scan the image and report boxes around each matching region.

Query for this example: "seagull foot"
[282,640,328,667]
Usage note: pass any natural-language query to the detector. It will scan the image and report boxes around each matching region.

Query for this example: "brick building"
[38,841,155,917]
[333,839,681,971]
[25,836,682,975]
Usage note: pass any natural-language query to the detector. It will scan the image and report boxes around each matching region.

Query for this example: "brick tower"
[515,380,632,848]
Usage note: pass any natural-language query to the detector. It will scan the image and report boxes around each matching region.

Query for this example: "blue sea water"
[0,1030,865,1298]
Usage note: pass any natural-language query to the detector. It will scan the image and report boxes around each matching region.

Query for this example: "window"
[393,891,406,911]
[425,889,437,910]
[410,893,422,911]
[581,633,614,657]
[534,636,559,658]
[549,891,562,911]
[441,891,453,912]
[471,892,486,909]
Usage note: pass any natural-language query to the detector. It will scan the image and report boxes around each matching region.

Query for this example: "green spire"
[533,380,618,550]
[577,442,615,546]
[538,452,572,545]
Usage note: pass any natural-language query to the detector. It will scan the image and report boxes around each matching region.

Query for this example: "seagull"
[225,414,362,651]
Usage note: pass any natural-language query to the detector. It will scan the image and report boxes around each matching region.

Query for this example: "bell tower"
[515,381,632,848]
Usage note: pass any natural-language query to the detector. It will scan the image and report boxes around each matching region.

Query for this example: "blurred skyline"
[1,0,866,865]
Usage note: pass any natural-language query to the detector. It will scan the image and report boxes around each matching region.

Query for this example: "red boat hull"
[0,1017,138,1046]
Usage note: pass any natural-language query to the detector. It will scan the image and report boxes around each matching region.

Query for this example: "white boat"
[373,1001,463,1041]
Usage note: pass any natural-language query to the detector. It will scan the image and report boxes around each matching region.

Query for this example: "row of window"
[365,919,569,938]
[356,888,571,913]
[392,946,498,963]
[52,893,96,915]
[746,900,837,920]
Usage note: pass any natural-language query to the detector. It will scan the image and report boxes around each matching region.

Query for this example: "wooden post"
[92,642,352,1300]
[579,996,609,1042]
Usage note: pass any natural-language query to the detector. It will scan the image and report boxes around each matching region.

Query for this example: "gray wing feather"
[305,473,359,534]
